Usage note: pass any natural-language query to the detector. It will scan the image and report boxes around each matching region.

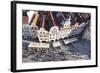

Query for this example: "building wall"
[37,28,49,42]
[37,22,86,42]
[49,26,60,42]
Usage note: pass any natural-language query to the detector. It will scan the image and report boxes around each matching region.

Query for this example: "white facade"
[36,21,85,43]
[61,25,72,38]
[49,26,60,42]
[37,28,49,42]
[53,41,61,47]
[36,24,85,42]
[28,42,49,48]
[60,19,72,39]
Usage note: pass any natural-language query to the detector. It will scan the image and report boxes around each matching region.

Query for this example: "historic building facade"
[49,26,60,42]
[37,28,49,43]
